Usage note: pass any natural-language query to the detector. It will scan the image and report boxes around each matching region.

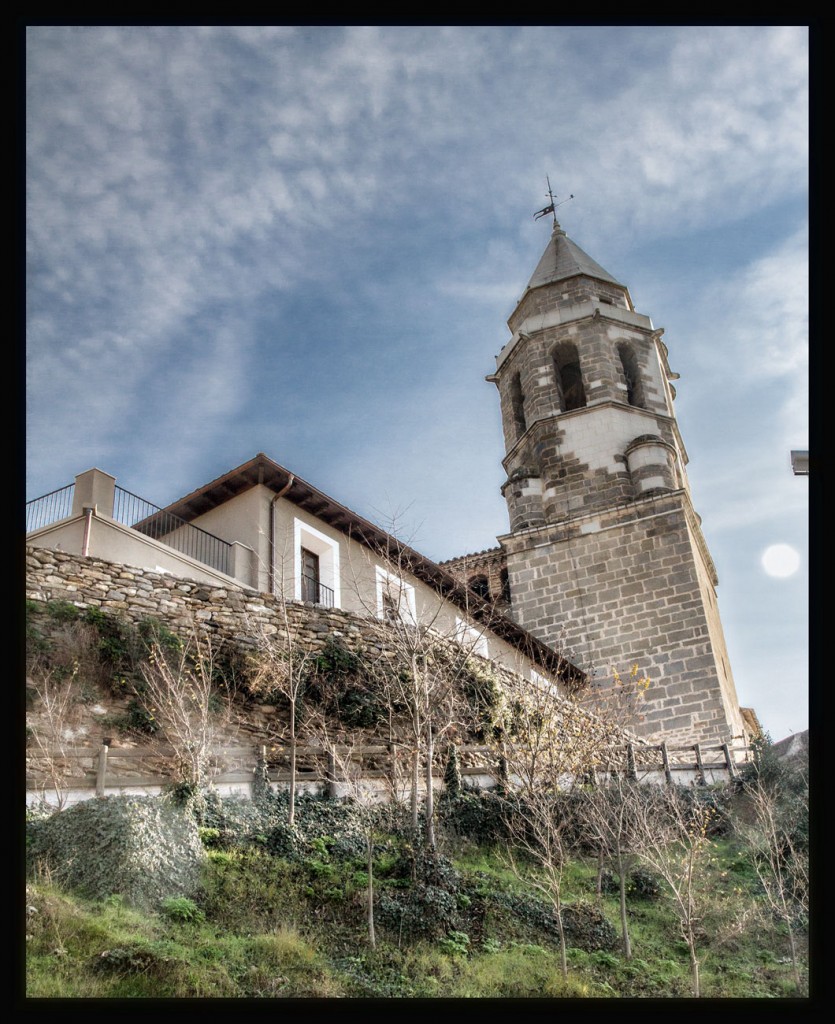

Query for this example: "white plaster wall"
[186,486,272,590]
[28,514,247,589]
[26,518,87,556]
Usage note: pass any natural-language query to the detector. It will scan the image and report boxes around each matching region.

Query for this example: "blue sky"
[26,26,808,741]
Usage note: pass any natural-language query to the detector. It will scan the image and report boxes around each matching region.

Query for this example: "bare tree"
[496,663,649,979]
[735,754,809,992]
[244,609,320,828]
[364,633,461,850]
[339,522,496,851]
[578,774,644,960]
[308,719,383,950]
[631,784,714,998]
[139,628,237,793]
[26,663,80,810]
[497,672,597,979]
[26,615,119,809]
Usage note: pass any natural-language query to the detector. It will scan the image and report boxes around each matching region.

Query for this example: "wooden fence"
[26,738,753,805]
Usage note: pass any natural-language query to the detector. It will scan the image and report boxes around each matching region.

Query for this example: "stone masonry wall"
[501,493,743,749]
[27,545,443,670]
[508,277,629,333]
[497,299,677,534]
[25,545,569,722]
[438,547,509,612]
[26,546,638,796]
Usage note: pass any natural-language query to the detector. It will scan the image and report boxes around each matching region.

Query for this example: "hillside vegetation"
[25,601,809,999]
[26,778,808,1000]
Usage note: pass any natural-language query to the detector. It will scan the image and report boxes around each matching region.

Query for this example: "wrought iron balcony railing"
[113,487,232,575]
[300,573,334,608]
[25,483,75,533]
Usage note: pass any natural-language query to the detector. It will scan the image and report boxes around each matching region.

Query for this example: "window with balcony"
[294,519,340,608]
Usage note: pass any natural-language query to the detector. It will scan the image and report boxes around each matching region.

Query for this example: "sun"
[761,544,801,579]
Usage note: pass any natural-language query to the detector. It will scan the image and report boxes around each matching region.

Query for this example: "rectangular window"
[300,547,320,604]
[382,589,399,623]
[376,566,416,624]
[455,618,489,658]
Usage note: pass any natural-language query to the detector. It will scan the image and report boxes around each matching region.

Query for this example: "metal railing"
[25,483,75,533]
[301,573,335,608]
[113,487,232,575]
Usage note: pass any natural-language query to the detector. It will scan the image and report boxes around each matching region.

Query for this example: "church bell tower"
[489,216,747,748]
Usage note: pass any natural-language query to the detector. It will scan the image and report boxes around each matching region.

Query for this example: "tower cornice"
[496,300,654,372]
[496,487,718,586]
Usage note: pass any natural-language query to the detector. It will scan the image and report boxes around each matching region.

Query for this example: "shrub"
[27,795,205,911]
[377,884,459,940]
[678,784,733,838]
[137,618,183,654]
[599,866,661,901]
[492,891,617,953]
[376,849,464,940]
[628,866,663,901]
[83,609,136,677]
[438,790,512,844]
[123,697,160,735]
[459,658,507,739]
[562,899,619,952]
[46,601,80,623]
[160,896,205,924]
[304,638,385,727]
[443,744,463,799]
[198,827,222,849]
[438,930,470,957]
[92,944,171,976]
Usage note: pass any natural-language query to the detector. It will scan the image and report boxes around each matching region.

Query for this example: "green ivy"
[138,618,184,654]
[27,795,205,911]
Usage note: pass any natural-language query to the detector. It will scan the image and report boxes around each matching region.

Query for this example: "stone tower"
[486,218,747,748]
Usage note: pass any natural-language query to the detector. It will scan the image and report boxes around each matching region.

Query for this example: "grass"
[25,812,808,1000]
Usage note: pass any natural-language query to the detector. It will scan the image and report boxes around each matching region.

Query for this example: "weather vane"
[533,176,573,225]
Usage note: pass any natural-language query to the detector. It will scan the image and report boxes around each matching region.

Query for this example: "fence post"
[693,743,706,786]
[326,746,339,801]
[252,745,269,801]
[659,742,672,786]
[721,743,737,780]
[626,742,637,782]
[95,741,109,797]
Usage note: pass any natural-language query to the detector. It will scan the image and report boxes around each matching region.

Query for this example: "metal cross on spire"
[533,176,573,225]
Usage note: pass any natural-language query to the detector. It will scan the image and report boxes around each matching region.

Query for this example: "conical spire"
[526,220,624,291]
